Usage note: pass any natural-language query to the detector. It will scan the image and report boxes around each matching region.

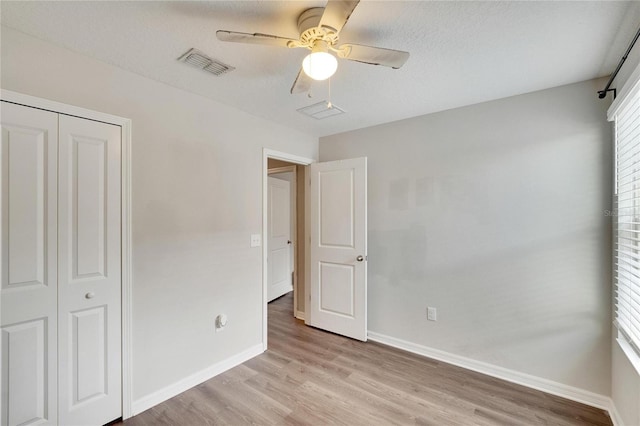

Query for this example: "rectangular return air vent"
[297,101,345,120]
[178,48,234,76]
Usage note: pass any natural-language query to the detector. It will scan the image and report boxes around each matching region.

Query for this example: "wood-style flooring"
[119,292,612,425]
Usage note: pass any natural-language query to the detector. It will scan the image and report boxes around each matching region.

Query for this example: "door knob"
[85,292,95,299]
[287,240,291,244]
[356,255,364,262]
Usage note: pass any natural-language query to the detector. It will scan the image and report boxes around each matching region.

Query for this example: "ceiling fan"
[216,0,410,94]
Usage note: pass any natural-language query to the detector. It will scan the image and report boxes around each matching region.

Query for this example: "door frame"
[0,89,134,419]
[262,149,314,350]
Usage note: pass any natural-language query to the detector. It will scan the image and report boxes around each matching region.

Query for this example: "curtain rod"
[599,25,640,99]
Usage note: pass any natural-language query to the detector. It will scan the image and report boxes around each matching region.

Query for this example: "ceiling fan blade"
[336,44,410,69]
[319,0,360,34]
[291,69,313,94]
[216,30,298,48]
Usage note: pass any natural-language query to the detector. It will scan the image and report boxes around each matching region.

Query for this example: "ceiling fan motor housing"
[298,8,324,33]
[295,7,339,49]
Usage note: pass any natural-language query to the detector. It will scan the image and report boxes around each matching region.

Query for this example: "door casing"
[0,89,134,420]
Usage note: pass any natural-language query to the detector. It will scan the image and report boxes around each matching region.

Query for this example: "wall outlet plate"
[215,314,228,332]
[427,307,437,321]
[250,234,261,247]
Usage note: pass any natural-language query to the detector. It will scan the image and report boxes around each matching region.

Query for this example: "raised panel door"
[309,158,367,341]
[1,101,58,426]
[58,115,121,426]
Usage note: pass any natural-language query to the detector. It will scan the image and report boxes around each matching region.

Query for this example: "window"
[612,67,640,361]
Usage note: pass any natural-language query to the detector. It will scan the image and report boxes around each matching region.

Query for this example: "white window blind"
[614,83,640,357]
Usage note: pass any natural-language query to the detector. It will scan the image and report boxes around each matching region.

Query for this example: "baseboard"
[131,343,264,416]
[268,283,294,303]
[295,310,305,320]
[367,331,611,412]
[607,398,624,426]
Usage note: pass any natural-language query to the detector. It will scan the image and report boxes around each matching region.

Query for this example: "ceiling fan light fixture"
[302,41,338,81]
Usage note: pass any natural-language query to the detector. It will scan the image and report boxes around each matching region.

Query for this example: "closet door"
[1,102,59,426]
[58,115,122,425]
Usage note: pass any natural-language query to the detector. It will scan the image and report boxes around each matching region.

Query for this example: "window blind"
[615,83,640,357]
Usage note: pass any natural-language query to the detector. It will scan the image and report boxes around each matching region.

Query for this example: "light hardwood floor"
[120,292,612,425]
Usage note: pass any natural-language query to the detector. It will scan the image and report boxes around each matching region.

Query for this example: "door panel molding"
[4,125,48,289]
[318,261,355,318]
[1,318,49,426]
[70,305,107,405]
[318,169,355,249]
[70,135,108,281]
[1,89,134,420]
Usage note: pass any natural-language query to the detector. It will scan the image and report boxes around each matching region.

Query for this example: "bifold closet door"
[57,115,122,426]
[1,102,59,426]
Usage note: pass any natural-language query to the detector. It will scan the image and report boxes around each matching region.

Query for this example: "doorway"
[267,162,296,304]
[266,159,307,317]
[262,149,368,347]
[262,149,313,348]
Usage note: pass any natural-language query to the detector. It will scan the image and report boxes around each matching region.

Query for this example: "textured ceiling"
[1,1,639,137]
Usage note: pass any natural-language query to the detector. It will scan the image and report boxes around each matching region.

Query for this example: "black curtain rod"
[599,24,640,99]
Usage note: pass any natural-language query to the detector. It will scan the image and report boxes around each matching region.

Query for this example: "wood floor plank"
[118,292,612,426]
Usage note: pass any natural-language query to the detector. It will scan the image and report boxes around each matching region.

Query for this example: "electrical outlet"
[250,234,261,247]
[427,307,437,321]
[215,314,228,332]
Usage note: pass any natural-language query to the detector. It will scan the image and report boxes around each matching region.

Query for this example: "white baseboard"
[607,399,624,426]
[129,333,622,423]
[131,343,264,416]
[268,283,294,303]
[295,310,305,320]
[367,331,612,413]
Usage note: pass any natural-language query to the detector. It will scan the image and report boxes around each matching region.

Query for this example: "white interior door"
[309,157,367,341]
[268,176,293,302]
[58,115,122,425]
[1,102,59,426]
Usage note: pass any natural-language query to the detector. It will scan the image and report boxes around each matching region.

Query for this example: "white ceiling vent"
[178,48,234,76]
[297,101,345,120]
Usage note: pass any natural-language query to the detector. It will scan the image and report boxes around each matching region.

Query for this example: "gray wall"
[320,78,613,395]
[1,26,318,403]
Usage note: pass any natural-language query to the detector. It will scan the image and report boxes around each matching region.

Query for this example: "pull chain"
[327,77,333,109]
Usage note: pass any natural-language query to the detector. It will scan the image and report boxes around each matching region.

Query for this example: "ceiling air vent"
[297,101,345,120]
[178,48,234,76]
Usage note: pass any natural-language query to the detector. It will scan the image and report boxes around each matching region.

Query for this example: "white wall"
[607,4,640,100]
[320,78,613,396]
[1,26,317,404]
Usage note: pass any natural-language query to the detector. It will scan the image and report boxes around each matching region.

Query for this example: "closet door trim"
[0,89,134,420]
